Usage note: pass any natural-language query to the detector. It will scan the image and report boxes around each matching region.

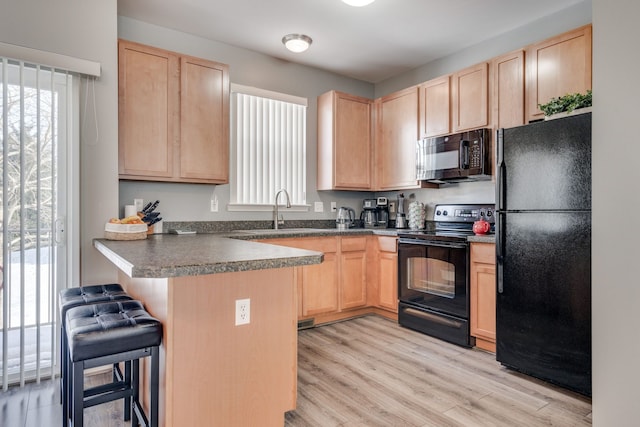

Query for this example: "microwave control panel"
[469,140,483,169]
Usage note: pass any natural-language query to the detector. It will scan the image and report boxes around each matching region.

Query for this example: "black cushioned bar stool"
[58,284,133,424]
[66,300,162,427]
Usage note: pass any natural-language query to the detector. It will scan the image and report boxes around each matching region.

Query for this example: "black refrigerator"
[495,112,591,396]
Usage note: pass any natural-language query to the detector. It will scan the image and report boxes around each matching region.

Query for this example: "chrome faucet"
[273,189,292,230]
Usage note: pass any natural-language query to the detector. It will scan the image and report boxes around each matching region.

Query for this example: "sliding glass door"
[0,58,77,388]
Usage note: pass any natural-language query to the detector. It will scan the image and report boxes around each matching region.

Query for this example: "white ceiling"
[117,0,585,83]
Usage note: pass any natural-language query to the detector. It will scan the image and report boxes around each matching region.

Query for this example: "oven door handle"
[398,239,468,249]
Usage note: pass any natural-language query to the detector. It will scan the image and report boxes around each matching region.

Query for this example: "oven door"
[398,239,469,319]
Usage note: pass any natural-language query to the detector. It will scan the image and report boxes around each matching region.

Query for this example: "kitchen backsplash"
[120,179,495,224]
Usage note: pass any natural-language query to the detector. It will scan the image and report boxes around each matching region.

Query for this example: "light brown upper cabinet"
[118,40,229,184]
[492,50,526,129]
[452,62,489,132]
[374,86,420,190]
[419,76,451,138]
[526,24,592,122]
[317,91,373,190]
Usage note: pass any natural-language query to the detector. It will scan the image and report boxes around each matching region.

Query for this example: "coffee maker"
[375,197,389,228]
[362,199,377,228]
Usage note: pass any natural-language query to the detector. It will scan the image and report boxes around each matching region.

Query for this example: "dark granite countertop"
[467,234,496,244]
[94,227,402,279]
[94,233,324,278]
[95,224,500,279]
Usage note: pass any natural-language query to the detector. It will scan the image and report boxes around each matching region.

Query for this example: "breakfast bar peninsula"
[94,233,323,426]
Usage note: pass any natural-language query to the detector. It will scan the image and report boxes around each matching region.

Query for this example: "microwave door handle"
[459,139,470,169]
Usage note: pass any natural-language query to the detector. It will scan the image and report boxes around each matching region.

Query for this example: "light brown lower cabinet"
[470,242,496,352]
[262,235,399,324]
[377,236,398,312]
[339,237,368,310]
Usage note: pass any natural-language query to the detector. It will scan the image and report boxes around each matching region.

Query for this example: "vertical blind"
[1,57,73,389]
[232,92,307,206]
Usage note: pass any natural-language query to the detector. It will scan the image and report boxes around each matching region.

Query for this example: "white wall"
[0,0,119,284]
[592,0,640,424]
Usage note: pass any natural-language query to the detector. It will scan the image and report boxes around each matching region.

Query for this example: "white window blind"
[1,57,78,389]
[231,86,307,207]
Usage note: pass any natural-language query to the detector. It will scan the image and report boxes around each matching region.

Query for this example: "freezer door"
[496,210,591,396]
[498,113,591,211]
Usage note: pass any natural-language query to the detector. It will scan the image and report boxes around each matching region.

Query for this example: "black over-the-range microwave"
[416,128,491,183]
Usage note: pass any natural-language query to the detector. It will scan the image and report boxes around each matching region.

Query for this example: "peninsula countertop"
[94,233,324,278]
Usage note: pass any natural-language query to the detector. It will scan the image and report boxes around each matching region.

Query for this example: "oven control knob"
[486,210,493,217]
[436,210,441,216]
[442,210,448,216]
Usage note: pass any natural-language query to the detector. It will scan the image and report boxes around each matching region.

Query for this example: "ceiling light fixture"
[342,0,375,6]
[282,34,313,53]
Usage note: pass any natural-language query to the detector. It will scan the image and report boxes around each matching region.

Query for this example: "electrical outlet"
[314,201,324,212]
[389,201,396,213]
[210,197,218,212]
[330,202,337,212]
[134,199,144,212]
[235,298,250,326]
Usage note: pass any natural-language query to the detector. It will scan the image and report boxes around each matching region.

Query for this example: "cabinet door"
[526,24,592,122]
[378,252,398,312]
[470,243,496,352]
[419,76,450,138]
[377,237,398,311]
[339,236,367,310]
[340,251,367,310]
[180,56,229,183]
[301,252,339,316]
[452,63,489,132]
[118,40,178,179]
[492,50,525,129]
[317,91,372,190]
[264,237,340,317]
[375,87,420,190]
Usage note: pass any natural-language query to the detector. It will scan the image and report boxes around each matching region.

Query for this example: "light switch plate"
[330,202,337,212]
[314,202,324,212]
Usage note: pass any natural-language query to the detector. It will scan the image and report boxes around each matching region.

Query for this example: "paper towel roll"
[124,205,137,217]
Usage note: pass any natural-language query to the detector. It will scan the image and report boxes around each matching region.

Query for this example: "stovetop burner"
[397,204,495,242]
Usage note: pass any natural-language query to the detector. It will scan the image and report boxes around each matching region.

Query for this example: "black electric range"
[397,204,495,347]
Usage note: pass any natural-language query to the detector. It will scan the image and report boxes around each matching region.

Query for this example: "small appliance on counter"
[362,199,377,228]
[336,207,356,230]
[395,193,408,229]
[375,197,389,228]
[362,198,389,228]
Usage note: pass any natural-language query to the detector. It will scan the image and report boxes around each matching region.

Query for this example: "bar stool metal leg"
[72,360,84,427]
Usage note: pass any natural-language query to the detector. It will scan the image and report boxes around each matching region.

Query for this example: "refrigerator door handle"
[496,129,505,211]
[496,211,505,293]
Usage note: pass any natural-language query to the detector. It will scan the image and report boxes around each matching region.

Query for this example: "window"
[230,84,307,210]
[0,54,83,389]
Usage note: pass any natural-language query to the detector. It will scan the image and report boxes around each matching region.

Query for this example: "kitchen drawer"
[471,242,495,264]
[340,236,367,252]
[378,236,397,253]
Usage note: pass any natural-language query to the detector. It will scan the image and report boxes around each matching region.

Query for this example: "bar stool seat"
[58,284,133,423]
[66,300,162,427]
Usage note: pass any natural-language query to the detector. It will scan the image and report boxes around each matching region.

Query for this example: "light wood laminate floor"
[284,315,591,427]
[1,315,591,426]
